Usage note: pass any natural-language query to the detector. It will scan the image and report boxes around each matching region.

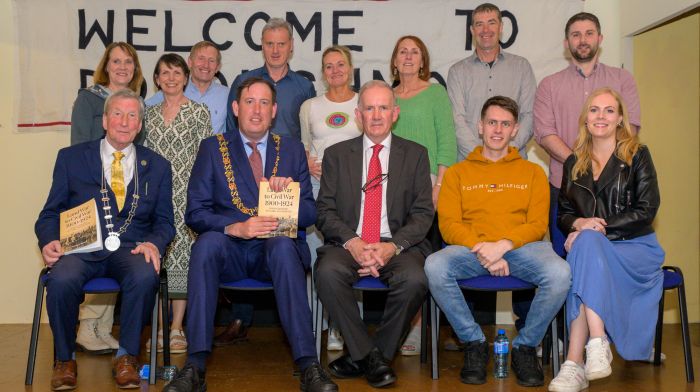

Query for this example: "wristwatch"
[392,242,404,256]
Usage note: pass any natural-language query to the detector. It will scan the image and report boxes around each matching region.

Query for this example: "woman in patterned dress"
[144,53,213,353]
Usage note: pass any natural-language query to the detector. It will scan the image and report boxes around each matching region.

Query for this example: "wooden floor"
[6,323,698,391]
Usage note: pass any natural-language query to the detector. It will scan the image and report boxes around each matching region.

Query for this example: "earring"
[419,67,424,77]
[392,67,398,76]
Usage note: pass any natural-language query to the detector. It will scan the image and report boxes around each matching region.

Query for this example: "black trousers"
[314,245,427,361]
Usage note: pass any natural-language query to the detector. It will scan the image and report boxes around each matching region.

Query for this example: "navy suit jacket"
[185,131,316,264]
[35,139,175,259]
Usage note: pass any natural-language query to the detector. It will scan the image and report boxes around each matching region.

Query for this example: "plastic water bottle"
[494,329,509,379]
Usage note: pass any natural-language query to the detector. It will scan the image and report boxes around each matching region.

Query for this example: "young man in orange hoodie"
[425,96,570,387]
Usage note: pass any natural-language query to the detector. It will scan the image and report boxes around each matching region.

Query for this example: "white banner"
[14,0,582,132]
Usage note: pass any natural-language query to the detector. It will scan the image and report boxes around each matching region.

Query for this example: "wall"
[0,0,697,323]
[633,12,699,322]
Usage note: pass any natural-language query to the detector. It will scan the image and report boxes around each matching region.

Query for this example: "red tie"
[247,141,263,187]
[361,144,383,243]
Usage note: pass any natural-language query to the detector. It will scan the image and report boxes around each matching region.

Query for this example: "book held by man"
[60,198,103,254]
[257,181,300,238]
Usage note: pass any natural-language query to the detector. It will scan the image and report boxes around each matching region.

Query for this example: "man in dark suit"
[163,78,336,392]
[315,80,434,388]
[35,89,175,390]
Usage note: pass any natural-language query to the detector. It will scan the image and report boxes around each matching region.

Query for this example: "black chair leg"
[551,315,560,376]
[654,291,664,366]
[430,296,440,380]
[149,290,159,385]
[420,298,428,364]
[561,305,568,360]
[161,270,171,367]
[674,271,694,382]
[25,269,48,385]
[314,297,323,360]
[542,327,552,366]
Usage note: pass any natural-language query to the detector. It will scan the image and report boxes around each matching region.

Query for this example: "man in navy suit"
[35,89,175,390]
[163,78,336,392]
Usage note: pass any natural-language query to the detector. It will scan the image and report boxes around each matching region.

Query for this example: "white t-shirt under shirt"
[299,93,362,161]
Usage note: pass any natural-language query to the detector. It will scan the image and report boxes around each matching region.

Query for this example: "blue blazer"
[35,139,175,259]
[186,131,315,264]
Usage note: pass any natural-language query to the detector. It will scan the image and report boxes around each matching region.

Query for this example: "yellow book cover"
[257,181,300,238]
[60,198,103,254]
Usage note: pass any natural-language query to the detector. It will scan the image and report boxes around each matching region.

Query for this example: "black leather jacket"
[558,146,660,241]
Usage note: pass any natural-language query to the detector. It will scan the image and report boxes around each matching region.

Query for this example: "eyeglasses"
[362,173,388,193]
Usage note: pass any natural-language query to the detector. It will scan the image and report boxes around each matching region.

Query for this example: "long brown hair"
[93,42,144,93]
[571,87,640,180]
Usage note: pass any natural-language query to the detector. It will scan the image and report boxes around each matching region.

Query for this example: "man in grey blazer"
[314,80,434,388]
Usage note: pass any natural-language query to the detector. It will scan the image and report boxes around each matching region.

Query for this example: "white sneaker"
[549,360,588,392]
[537,338,564,358]
[643,349,666,363]
[327,328,344,351]
[585,337,613,380]
[97,330,119,350]
[400,323,421,356]
[76,319,112,353]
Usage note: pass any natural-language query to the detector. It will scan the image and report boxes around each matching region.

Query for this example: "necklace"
[217,134,281,216]
[100,153,140,251]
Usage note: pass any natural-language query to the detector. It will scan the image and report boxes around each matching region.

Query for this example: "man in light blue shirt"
[146,41,229,134]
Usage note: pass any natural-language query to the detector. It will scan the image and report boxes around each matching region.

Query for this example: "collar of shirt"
[261,64,291,84]
[100,138,136,186]
[573,61,600,78]
[358,134,392,238]
[362,133,392,181]
[185,77,221,98]
[240,131,270,172]
[470,50,505,65]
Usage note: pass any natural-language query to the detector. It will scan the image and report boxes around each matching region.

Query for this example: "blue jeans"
[425,241,570,348]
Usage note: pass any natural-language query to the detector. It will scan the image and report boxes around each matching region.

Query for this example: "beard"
[570,44,598,63]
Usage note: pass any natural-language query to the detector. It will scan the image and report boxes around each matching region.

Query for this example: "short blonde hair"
[189,41,221,64]
[321,45,354,87]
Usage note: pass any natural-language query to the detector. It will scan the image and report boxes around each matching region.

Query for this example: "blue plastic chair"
[313,276,428,364]
[429,275,562,379]
[25,267,163,385]
[654,266,694,382]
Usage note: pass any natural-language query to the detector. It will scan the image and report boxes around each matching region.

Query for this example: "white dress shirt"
[100,139,136,187]
[356,133,392,239]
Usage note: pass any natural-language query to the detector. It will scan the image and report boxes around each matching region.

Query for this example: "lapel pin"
[141,160,147,166]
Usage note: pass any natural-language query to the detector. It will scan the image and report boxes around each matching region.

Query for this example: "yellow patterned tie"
[111,151,126,211]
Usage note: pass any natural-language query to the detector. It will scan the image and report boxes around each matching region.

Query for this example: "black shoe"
[328,354,363,378]
[460,340,488,385]
[511,345,544,387]
[301,363,338,392]
[162,363,207,392]
[358,347,397,388]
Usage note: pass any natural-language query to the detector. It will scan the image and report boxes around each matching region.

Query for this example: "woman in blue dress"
[549,87,664,392]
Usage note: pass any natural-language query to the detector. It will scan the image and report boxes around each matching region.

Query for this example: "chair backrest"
[662,267,683,290]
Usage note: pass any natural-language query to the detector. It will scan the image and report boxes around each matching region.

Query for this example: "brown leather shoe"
[213,319,249,347]
[113,354,140,389]
[51,360,77,390]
